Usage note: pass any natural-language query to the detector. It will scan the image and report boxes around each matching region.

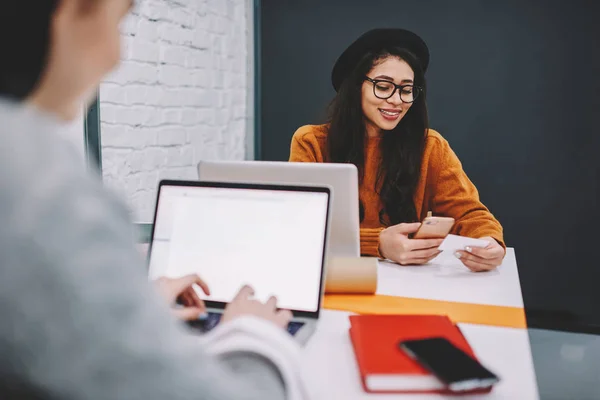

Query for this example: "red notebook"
[349,314,491,394]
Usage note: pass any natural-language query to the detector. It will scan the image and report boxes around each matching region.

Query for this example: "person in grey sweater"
[0,0,309,399]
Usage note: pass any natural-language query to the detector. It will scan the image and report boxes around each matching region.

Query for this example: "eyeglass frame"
[363,76,423,103]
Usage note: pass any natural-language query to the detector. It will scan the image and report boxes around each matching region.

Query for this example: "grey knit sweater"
[0,100,289,400]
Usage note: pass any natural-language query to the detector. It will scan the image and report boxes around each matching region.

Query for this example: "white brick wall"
[100,0,252,222]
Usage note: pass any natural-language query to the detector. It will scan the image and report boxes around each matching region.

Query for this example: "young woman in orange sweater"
[289,28,505,272]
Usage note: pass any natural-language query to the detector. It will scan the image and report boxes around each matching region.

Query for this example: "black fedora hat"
[331,28,430,92]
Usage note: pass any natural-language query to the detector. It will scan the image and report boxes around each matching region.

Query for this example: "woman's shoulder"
[424,128,450,148]
[289,124,328,162]
[424,128,456,156]
[423,129,463,170]
[292,124,329,143]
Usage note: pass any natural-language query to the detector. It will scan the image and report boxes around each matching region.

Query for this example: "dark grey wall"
[258,0,600,329]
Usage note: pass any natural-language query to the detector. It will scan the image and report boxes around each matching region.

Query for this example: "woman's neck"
[27,89,79,122]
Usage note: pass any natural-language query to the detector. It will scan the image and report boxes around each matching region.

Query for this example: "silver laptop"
[147,179,331,344]
[198,160,360,258]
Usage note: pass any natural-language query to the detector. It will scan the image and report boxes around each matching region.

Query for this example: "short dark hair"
[0,1,59,100]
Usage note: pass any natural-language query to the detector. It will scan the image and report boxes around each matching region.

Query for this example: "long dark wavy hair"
[326,47,429,226]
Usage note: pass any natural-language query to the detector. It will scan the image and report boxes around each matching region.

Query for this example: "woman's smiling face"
[361,56,415,135]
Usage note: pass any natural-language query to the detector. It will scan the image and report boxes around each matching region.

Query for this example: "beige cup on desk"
[324,257,378,294]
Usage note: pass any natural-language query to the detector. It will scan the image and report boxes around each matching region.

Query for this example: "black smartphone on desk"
[398,337,500,392]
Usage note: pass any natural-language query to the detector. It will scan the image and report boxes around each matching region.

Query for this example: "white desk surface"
[140,241,535,397]
[376,248,524,308]
[302,310,539,399]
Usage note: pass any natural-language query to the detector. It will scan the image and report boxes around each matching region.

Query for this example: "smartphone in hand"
[413,215,455,239]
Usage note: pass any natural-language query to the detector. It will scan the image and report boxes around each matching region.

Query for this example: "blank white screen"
[148,185,328,312]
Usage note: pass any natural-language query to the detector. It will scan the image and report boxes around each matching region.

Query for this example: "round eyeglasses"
[364,76,422,103]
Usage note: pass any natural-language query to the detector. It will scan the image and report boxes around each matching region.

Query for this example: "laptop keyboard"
[186,312,305,336]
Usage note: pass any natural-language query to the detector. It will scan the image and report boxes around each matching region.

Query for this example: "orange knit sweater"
[289,124,505,257]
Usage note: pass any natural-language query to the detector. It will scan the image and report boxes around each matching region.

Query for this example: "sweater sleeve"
[430,136,505,248]
[360,227,384,257]
[219,352,286,398]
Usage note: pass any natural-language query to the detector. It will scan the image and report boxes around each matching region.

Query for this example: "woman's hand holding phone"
[379,222,444,265]
[379,214,504,271]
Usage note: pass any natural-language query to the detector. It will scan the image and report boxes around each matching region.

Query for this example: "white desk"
[376,248,524,308]
[304,248,539,399]
[302,310,539,399]
[140,240,538,397]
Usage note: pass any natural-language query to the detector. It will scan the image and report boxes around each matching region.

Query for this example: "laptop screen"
[148,183,329,313]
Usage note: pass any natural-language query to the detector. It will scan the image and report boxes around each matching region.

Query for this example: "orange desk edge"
[323,294,526,329]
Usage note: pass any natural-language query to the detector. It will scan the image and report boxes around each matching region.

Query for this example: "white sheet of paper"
[438,234,490,252]
[376,249,525,307]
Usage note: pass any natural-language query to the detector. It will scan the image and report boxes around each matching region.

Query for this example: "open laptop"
[147,180,331,344]
[197,160,360,258]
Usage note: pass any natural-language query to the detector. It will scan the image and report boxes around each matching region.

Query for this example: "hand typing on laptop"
[222,285,293,328]
[155,274,211,320]
[155,275,293,329]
